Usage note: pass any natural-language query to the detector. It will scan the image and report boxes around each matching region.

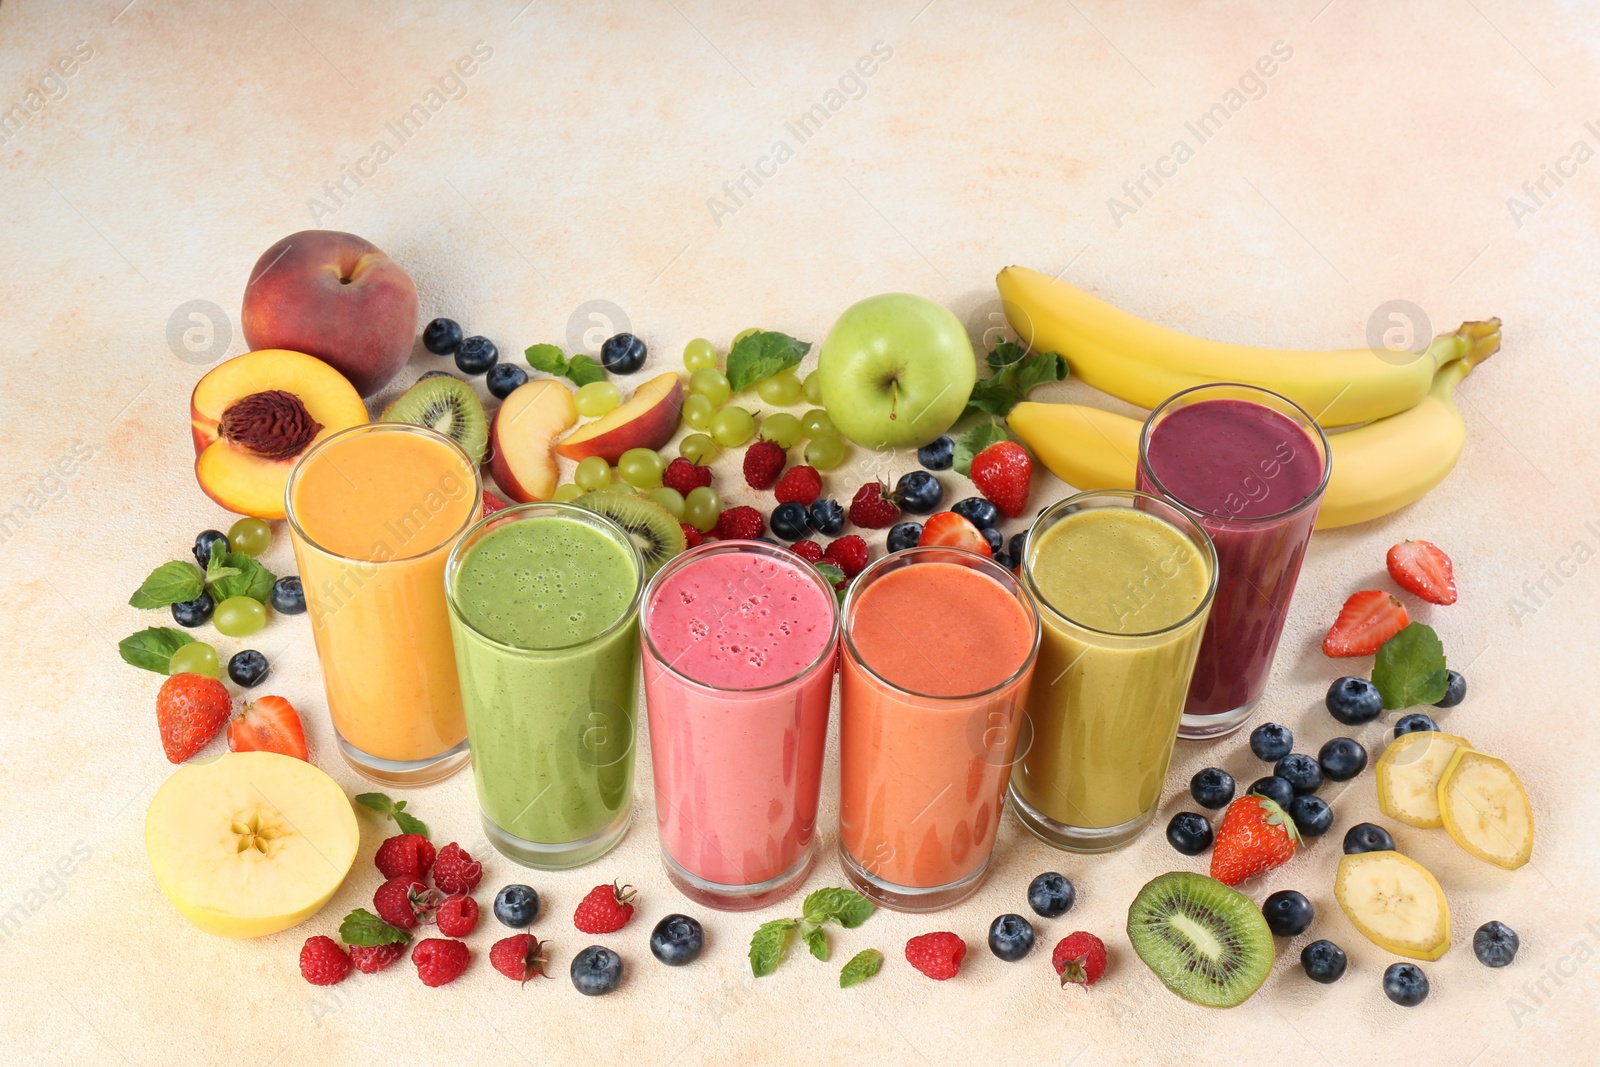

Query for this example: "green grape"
[688,368,731,406]
[679,433,717,464]
[758,412,803,449]
[710,406,755,448]
[575,456,612,492]
[756,372,804,406]
[647,486,686,519]
[574,381,622,418]
[682,393,717,431]
[606,482,636,494]
[215,596,267,638]
[618,447,666,489]
[682,337,717,371]
[227,517,271,557]
[683,486,723,533]
[801,409,836,437]
[802,370,823,405]
[168,640,220,678]
[732,327,760,347]
[552,483,585,502]
[805,434,848,471]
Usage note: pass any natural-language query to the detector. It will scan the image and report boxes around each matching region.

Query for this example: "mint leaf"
[987,339,1028,371]
[1014,350,1067,395]
[802,923,829,961]
[392,811,429,837]
[749,918,798,977]
[118,627,195,673]
[129,561,205,609]
[354,793,430,839]
[566,354,607,387]
[203,550,241,583]
[814,561,847,603]
[964,377,1020,418]
[339,908,410,947]
[1371,622,1449,709]
[953,421,1009,477]
[802,887,875,929]
[839,948,883,988]
[524,343,568,376]
[725,330,811,393]
[207,549,275,603]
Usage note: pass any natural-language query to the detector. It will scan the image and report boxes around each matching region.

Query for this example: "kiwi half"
[381,376,489,466]
[1127,871,1273,1008]
[574,490,685,577]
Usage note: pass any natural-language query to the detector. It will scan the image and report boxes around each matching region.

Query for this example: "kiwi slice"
[1127,871,1273,1008]
[574,490,685,577]
[381,376,488,466]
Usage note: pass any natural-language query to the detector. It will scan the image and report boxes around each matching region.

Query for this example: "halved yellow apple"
[1334,851,1451,961]
[1375,730,1471,828]
[1439,749,1534,869]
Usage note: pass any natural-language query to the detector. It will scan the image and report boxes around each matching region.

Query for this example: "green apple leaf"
[129,561,205,609]
[118,627,195,674]
[725,330,811,393]
[953,422,1010,477]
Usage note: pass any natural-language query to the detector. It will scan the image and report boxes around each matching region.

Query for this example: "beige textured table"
[4,2,1597,1064]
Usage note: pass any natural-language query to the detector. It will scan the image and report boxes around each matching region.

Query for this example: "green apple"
[817,293,976,450]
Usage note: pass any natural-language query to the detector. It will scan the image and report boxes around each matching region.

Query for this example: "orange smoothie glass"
[838,548,1040,911]
[285,423,480,786]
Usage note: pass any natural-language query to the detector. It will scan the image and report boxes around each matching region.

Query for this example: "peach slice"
[192,349,368,519]
[489,379,578,502]
[555,372,683,464]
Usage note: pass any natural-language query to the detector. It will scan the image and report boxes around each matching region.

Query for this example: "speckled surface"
[3,2,1598,1064]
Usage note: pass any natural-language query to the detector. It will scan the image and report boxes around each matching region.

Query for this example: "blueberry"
[1189,767,1236,810]
[1007,531,1027,565]
[918,436,954,470]
[1318,737,1368,781]
[1342,822,1396,854]
[454,335,499,375]
[1394,712,1438,738]
[1249,722,1293,762]
[1248,776,1295,809]
[419,369,458,380]
[171,591,214,628]
[1273,753,1323,795]
[650,913,705,966]
[193,530,229,569]
[1300,939,1348,983]
[493,884,540,928]
[228,649,269,687]
[571,944,623,995]
[886,522,923,552]
[1325,676,1383,724]
[1434,669,1467,708]
[600,332,647,374]
[980,526,1004,555]
[1166,811,1214,855]
[270,576,306,615]
[987,913,1035,961]
[952,497,1000,530]
[808,499,844,536]
[1261,889,1314,937]
[991,551,1014,570]
[892,471,943,514]
[486,362,528,399]
[1287,794,1334,837]
[770,502,812,542]
[1473,920,1519,968]
[1382,962,1429,1007]
[1026,872,1075,918]
[423,317,464,355]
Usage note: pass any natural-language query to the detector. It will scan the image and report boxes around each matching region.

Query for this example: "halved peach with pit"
[192,349,368,519]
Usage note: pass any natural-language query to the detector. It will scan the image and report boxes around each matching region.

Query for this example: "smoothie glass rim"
[1137,382,1332,526]
[284,421,483,564]
[640,539,840,695]
[839,546,1042,703]
[1022,489,1219,640]
[442,500,645,656]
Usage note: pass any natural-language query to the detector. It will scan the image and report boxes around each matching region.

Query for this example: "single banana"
[997,265,1499,428]
[1005,336,1496,530]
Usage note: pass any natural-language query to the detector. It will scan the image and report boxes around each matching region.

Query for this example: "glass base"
[1178,696,1259,741]
[661,847,813,912]
[839,845,988,912]
[335,731,471,787]
[482,808,631,871]
[1007,782,1156,853]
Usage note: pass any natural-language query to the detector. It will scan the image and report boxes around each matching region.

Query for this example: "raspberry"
[743,440,786,490]
[773,465,822,506]
[299,935,351,986]
[847,482,900,529]
[350,941,407,974]
[905,932,966,980]
[573,881,637,934]
[1051,931,1107,987]
[969,441,1032,519]
[431,842,482,895]
[490,934,551,983]
[714,505,764,540]
[680,522,704,549]
[374,833,437,881]
[822,535,870,578]
[412,938,471,987]
[663,457,712,495]
[373,877,438,929]
[435,894,479,937]
[790,539,825,563]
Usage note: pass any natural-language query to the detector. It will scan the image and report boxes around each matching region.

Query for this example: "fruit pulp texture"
[839,563,1035,889]
[288,430,477,762]
[642,550,835,888]
[1016,508,1211,829]
[449,516,640,845]
[1139,399,1323,718]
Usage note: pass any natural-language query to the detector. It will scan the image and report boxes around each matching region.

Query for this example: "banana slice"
[1439,750,1534,869]
[1375,731,1471,828]
[1334,851,1451,961]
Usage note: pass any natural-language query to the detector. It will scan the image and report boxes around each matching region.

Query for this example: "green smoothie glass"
[445,502,644,869]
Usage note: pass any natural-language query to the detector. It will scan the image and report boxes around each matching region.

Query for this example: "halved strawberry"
[917,512,991,558]
[1322,590,1408,657]
[227,695,309,760]
[1386,540,1457,605]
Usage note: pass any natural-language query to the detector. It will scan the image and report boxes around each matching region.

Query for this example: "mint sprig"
[952,421,1010,477]
[839,948,884,988]
[354,792,430,839]
[748,887,874,977]
[339,908,411,947]
[129,561,206,609]
[961,340,1066,420]
[1371,622,1449,709]
[118,627,196,673]
[525,343,607,388]
[725,330,811,393]
[207,549,275,603]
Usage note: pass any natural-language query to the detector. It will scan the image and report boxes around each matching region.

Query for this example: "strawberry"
[573,881,636,934]
[663,458,713,495]
[905,932,966,980]
[680,522,704,549]
[917,512,991,558]
[743,439,787,490]
[299,935,351,986]
[374,833,437,881]
[373,877,439,930]
[822,535,869,578]
[1387,540,1457,605]
[435,894,479,937]
[412,938,470,987]
[490,934,551,983]
[226,695,308,760]
[1210,795,1301,886]
[1050,932,1106,987]
[155,673,231,763]
[774,465,822,506]
[431,842,482,895]
[790,539,825,564]
[349,941,407,974]
[848,482,900,529]
[969,441,1032,518]
[714,505,764,541]
[1322,590,1409,657]
[482,490,511,515]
